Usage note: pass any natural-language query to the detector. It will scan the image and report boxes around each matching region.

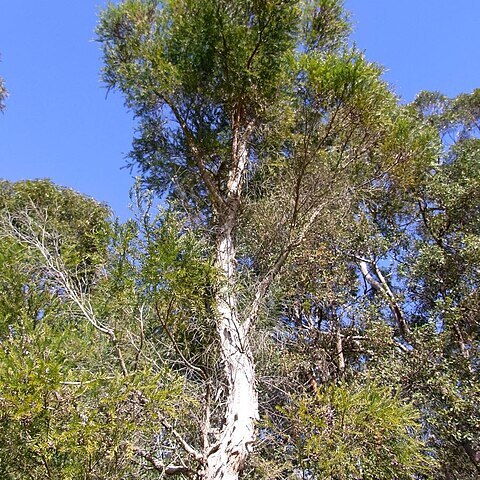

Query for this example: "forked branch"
[133,447,195,476]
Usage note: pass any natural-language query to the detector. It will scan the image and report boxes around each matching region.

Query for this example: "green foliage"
[96,0,356,201]
[141,212,218,359]
[1,1,477,478]
[303,50,389,112]
[355,90,480,478]
[0,238,53,334]
[0,309,182,478]
[0,182,209,478]
[0,327,179,479]
[279,383,433,480]
[0,179,111,275]
[99,0,300,108]
[96,2,471,478]
[301,0,350,52]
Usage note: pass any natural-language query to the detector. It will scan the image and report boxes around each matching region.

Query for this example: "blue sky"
[1,1,479,219]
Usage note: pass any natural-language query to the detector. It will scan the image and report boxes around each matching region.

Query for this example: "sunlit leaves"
[301,0,350,53]
[0,179,111,278]
[281,383,433,480]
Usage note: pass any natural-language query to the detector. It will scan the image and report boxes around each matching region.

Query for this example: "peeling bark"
[204,127,259,480]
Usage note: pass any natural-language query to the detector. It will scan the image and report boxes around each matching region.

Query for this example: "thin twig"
[154,299,206,379]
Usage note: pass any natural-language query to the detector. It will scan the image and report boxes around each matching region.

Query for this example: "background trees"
[0,181,204,478]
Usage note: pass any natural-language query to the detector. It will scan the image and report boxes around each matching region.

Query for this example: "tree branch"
[244,247,291,334]
[245,199,327,333]
[358,259,410,338]
[162,95,225,211]
[2,211,129,376]
[157,413,205,463]
[133,447,195,476]
[154,299,206,379]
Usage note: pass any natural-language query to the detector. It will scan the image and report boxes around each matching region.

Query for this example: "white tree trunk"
[204,217,258,480]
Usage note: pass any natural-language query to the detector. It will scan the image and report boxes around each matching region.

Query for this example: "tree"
[281,383,431,480]
[403,90,480,478]
[287,88,480,479]
[347,89,480,478]
[97,1,436,479]
[0,180,208,478]
[5,3,475,479]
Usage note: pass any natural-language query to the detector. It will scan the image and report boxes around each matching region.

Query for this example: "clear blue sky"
[1,1,479,219]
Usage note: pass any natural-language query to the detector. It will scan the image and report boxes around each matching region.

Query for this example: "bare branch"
[133,447,195,476]
[1,210,129,376]
[358,259,410,338]
[157,413,204,464]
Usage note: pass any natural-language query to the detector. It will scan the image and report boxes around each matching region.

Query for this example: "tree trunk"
[334,318,345,377]
[205,216,258,480]
[204,121,257,479]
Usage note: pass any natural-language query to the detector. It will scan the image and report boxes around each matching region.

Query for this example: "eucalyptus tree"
[282,89,480,479]
[97,1,435,479]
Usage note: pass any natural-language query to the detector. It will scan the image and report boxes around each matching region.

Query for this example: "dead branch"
[133,447,195,476]
[1,210,129,376]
